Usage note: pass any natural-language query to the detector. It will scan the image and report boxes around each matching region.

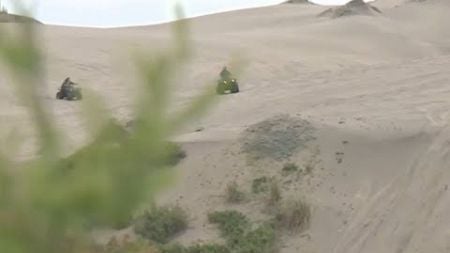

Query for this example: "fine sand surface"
[1,0,450,252]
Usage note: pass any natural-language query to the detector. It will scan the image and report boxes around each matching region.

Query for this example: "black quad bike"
[216,77,239,95]
[56,81,82,101]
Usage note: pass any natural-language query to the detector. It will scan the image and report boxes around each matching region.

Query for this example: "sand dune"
[1,0,450,252]
[283,0,311,4]
[318,0,382,18]
[0,11,41,24]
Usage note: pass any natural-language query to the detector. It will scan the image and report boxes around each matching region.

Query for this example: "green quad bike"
[56,78,83,101]
[216,77,239,95]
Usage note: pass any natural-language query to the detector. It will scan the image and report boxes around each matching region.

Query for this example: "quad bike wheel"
[216,82,226,95]
[230,82,239,93]
[56,91,64,100]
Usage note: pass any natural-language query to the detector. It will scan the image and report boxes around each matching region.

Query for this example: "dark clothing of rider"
[62,77,72,88]
[61,78,77,98]
[220,67,232,80]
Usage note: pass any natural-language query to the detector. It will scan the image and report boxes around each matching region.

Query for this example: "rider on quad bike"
[56,77,82,100]
[216,66,239,95]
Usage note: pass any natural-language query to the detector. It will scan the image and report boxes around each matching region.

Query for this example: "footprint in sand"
[335,152,344,164]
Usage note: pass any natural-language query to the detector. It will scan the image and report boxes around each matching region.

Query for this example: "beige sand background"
[1,0,450,252]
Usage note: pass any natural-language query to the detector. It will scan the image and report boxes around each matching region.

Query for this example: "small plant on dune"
[134,205,188,244]
[303,148,320,175]
[161,243,229,253]
[275,199,311,233]
[282,162,299,174]
[235,222,276,253]
[267,181,282,207]
[225,181,246,204]
[252,176,270,194]
[304,162,314,175]
[208,210,250,245]
[186,244,229,253]
[208,210,277,253]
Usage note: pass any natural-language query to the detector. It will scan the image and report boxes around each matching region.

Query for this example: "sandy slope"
[1,0,450,252]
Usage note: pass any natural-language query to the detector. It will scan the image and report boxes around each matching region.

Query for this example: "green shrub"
[208,211,277,253]
[282,163,298,174]
[134,206,188,243]
[275,199,311,233]
[235,223,276,253]
[161,243,229,253]
[267,181,281,207]
[251,176,269,194]
[225,181,245,204]
[208,210,249,242]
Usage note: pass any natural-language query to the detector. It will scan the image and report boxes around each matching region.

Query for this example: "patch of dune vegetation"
[275,199,311,233]
[225,181,246,204]
[134,206,188,244]
[207,210,276,253]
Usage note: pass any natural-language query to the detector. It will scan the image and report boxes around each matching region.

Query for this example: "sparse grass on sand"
[208,210,276,253]
[225,181,246,204]
[267,181,282,208]
[161,243,229,253]
[275,199,311,233]
[282,162,299,174]
[133,206,188,244]
[252,176,270,194]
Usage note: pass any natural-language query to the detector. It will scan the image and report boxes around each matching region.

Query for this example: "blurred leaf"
[0,3,216,253]
[79,88,110,136]
[0,1,228,252]
[170,86,217,131]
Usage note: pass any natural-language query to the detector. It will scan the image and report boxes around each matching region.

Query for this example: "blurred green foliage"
[0,3,215,253]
